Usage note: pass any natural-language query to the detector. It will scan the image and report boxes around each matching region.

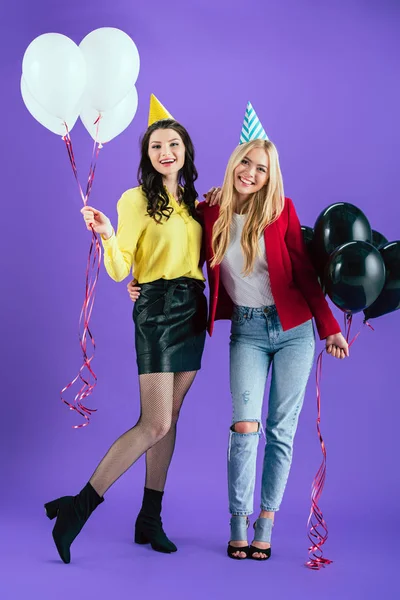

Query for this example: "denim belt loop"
[244,307,253,320]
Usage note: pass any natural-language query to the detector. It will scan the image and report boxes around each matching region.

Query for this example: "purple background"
[1,0,399,598]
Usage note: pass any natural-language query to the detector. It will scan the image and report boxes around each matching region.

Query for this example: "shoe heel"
[134,529,149,545]
[44,499,60,520]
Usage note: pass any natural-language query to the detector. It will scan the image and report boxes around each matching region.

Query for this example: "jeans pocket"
[293,319,314,335]
[231,308,245,326]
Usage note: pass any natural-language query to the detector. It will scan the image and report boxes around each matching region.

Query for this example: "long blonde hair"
[211,139,285,276]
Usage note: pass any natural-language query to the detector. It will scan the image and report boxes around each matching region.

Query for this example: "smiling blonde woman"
[201,131,348,561]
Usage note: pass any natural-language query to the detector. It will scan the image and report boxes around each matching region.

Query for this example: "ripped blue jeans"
[228,305,315,515]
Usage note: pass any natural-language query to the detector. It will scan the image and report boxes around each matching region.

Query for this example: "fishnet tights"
[145,370,197,491]
[89,371,197,497]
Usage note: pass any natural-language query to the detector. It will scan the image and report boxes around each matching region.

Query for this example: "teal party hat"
[239,101,269,144]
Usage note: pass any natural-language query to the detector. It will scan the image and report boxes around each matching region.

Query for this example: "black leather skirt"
[133,277,207,374]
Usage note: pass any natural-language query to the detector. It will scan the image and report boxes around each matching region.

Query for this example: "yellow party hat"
[148,94,174,126]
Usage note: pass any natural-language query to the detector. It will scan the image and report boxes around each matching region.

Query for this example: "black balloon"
[301,225,325,292]
[313,203,372,276]
[301,225,314,245]
[372,230,388,250]
[301,225,314,255]
[364,241,400,320]
[324,241,386,314]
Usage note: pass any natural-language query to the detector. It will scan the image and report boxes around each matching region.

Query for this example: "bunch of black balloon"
[363,242,400,321]
[301,203,399,320]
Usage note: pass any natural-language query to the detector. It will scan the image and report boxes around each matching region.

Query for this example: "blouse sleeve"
[101,190,146,282]
[285,197,341,339]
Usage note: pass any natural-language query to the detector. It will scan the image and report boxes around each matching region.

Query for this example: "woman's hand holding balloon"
[81,206,113,239]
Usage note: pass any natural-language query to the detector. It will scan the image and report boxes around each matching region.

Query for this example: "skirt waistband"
[138,277,205,319]
[138,276,205,290]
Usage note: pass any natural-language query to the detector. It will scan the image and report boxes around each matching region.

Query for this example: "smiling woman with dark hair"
[44,100,207,564]
[138,119,200,224]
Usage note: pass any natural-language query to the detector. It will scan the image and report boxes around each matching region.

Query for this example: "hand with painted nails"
[203,186,222,206]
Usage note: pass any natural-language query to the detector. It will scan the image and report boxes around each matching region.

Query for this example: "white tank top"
[220,213,275,308]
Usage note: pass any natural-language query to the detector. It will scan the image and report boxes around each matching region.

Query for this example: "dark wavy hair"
[137,119,200,223]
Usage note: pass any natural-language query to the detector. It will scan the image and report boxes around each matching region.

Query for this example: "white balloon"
[79,28,140,112]
[80,87,138,144]
[21,75,79,135]
[22,33,87,120]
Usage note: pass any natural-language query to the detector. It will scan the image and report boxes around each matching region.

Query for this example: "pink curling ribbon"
[305,312,374,569]
[60,118,103,428]
[305,348,332,570]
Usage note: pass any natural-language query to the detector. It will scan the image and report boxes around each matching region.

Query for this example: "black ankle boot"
[44,482,104,564]
[134,487,177,553]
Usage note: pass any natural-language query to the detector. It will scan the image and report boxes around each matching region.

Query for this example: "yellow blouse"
[101,186,204,283]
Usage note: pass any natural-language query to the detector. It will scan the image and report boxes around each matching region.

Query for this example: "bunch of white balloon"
[20,29,140,427]
[21,27,140,144]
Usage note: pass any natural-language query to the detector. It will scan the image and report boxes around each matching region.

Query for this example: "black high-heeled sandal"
[227,516,250,560]
[248,517,273,561]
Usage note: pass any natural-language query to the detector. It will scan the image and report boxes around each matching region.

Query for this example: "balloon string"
[305,314,374,569]
[60,117,103,428]
[63,118,102,207]
[344,313,374,348]
[363,319,375,332]
[305,349,332,570]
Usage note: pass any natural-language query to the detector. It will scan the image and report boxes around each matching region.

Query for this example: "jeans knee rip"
[230,420,261,434]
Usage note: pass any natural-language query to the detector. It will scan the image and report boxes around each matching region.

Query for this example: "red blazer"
[197,199,340,340]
